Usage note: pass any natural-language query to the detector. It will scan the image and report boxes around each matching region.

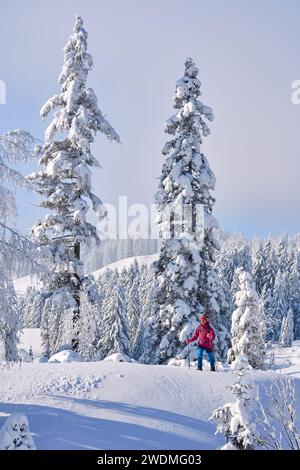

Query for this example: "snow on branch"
[0,222,48,275]
[0,129,36,221]
[0,414,36,450]
[0,130,36,164]
[257,375,300,450]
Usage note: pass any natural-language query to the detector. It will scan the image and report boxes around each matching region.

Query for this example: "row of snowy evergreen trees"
[20,240,297,364]
[21,231,300,355]
[21,260,156,361]
[215,232,300,341]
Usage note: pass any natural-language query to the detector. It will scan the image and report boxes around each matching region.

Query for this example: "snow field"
[0,333,298,449]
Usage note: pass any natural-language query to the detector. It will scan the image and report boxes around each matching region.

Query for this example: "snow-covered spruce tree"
[76,277,102,360]
[252,237,276,296]
[215,234,251,316]
[288,250,300,339]
[262,238,277,292]
[260,283,276,342]
[275,238,289,273]
[228,267,265,369]
[280,308,294,347]
[0,272,20,362]
[134,265,155,360]
[215,234,251,293]
[251,238,265,295]
[19,286,45,328]
[40,289,75,357]
[98,270,131,358]
[121,260,140,301]
[28,15,119,354]
[127,277,142,346]
[0,130,36,361]
[147,58,230,364]
[210,371,262,450]
[269,270,289,341]
[40,275,100,359]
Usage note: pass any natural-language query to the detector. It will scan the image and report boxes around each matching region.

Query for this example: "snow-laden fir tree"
[0,273,20,362]
[0,130,36,361]
[127,277,142,346]
[262,238,277,291]
[119,260,140,316]
[260,283,276,341]
[269,270,289,341]
[215,234,251,293]
[288,250,300,338]
[98,270,131,358]
[261,238,277,304]
[251,239,265,295]
[210,371,262,450]
[28,15,119,354]
[147,58,230,364]
[121,260,140,301]
[40,277,100,358]
[134,264,155,360]
[252,237,276,296]
[228,267,265,369]
[215,234,252,315]
[276,238,289,273]
[76,278,102,360]
[280,308,294,347]
[19,286,44,328]
[255,236,288,341]
[40,289,75,357]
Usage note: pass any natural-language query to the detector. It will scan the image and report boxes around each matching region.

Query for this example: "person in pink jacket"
[186,314,216,371]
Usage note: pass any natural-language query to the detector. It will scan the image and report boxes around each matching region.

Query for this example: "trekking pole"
[187,342,191,370]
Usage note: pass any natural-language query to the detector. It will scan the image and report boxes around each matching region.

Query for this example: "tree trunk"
[72,241,81,351]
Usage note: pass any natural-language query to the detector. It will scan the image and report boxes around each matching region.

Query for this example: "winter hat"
[200,314,209,324]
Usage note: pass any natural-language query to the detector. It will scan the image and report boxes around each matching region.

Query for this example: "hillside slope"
[13,253,158,296]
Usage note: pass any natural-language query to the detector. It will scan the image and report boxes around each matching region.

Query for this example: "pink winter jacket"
[187,324,216,350]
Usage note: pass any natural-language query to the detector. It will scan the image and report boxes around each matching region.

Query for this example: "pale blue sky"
[1,0,300,237]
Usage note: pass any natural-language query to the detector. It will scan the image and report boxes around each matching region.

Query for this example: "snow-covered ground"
[0,361,234,450]
[0,331,299,450]
[266,340,300,378]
